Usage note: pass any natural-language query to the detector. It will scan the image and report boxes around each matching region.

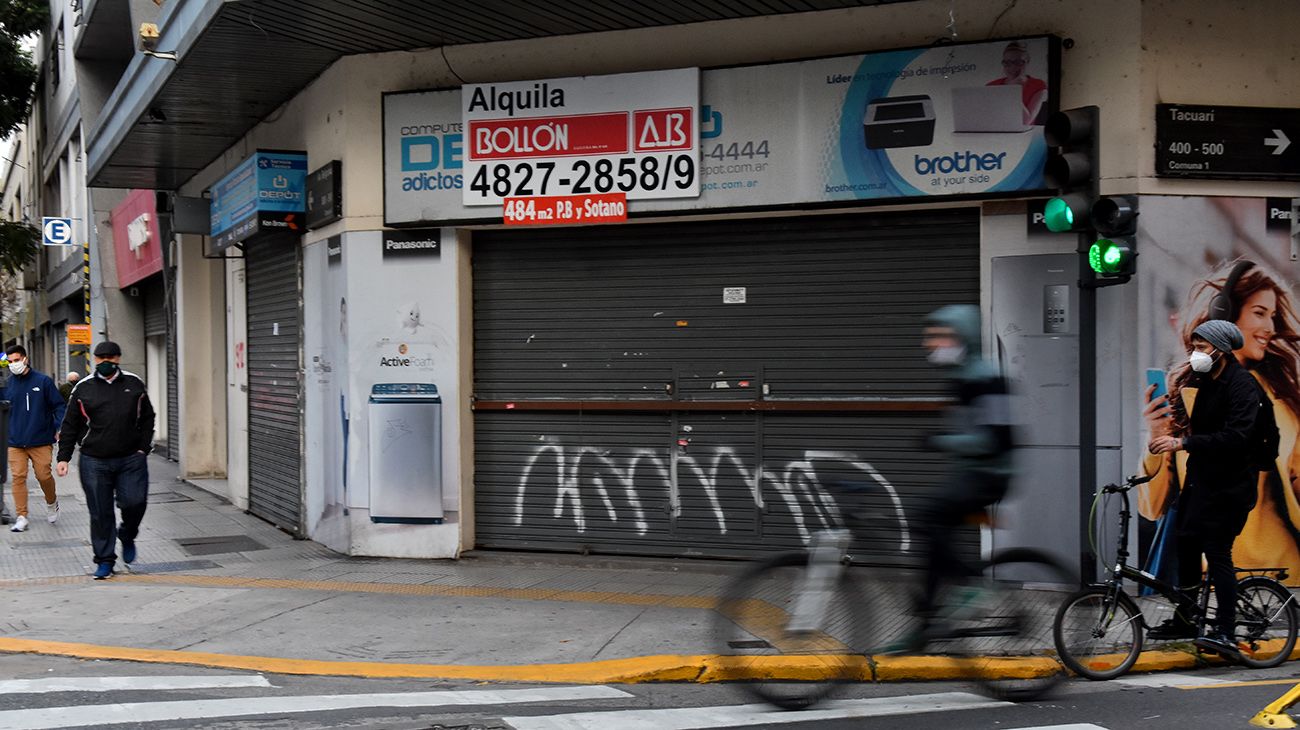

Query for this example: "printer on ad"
[863,94,935,149]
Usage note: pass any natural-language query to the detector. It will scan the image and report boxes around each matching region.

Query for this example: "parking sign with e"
[42,217,74,246]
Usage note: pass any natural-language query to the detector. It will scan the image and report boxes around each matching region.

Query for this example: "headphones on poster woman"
[1207,260,1255,322]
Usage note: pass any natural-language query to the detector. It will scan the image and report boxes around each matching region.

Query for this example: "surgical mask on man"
[7,360,26,376]
[927,345,966,367]
[95,361,120,378]
[1189,350,1216,373]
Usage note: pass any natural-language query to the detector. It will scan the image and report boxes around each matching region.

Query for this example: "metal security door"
[245,236,304,534]
[472,210,980,563]
[144,279,177,460]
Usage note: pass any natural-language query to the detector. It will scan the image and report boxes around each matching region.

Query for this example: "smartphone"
[1146,368,1168,402]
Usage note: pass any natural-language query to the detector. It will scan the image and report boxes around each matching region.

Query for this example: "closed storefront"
[472,209,979,564]
[245,235,304,534]
[142,278,174,457]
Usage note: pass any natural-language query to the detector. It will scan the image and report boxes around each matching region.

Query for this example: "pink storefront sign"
[110,189,164,287]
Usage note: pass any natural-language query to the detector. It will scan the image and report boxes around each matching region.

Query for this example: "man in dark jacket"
[56,341,155,579]
[2,345,66,532]
[1148,319,1261,660]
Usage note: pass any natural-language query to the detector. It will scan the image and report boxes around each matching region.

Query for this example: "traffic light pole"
[1078,241,1098,583]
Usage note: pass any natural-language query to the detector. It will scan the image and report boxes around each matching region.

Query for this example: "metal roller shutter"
[143,277,180,461]
[167,279,179,463]
[144,281,167,336]
[245,236,304,534]
[472,210,980,564]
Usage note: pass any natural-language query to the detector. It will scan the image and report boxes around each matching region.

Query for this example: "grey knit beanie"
[1193,319,1244,353]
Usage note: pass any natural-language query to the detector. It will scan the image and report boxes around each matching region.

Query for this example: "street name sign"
[1156,104,1299,180]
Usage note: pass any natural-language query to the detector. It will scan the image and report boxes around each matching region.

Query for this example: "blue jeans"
[79,453,149,565]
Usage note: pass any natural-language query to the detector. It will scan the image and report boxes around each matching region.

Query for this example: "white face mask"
[7,361,26,376]
[1189,350,1216,373]
[928,345,966,367]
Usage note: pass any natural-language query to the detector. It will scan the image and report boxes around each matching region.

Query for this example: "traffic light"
[1043,107,1099,232]
[1043,106,1138,287]
[1088,195,1138,282]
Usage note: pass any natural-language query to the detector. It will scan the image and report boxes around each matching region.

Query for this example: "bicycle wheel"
[942,548,1073,701]
[1053,586,1144,680]
[713,551,871,710]
[1234,576,1298,669]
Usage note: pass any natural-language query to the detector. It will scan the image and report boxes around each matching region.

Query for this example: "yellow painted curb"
[0,637,710,682]
[698,655,873,683]
[0,635,1292,683]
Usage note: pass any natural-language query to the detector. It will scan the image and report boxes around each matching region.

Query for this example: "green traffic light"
[1044,197,1075,232]
[1089,238,1131,275]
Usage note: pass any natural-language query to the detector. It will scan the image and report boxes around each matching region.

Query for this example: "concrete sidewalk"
[0,455,1240,682]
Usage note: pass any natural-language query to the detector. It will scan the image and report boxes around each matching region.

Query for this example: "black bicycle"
[713,476,1075,710]
[1053,473,1299,680]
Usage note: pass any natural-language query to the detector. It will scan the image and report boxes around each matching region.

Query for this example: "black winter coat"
[1177,357,1262,535]
[57,371,155,461]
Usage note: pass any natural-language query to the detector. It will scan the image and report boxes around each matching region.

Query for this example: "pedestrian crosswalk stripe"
[502,691,1010,729]
[0,674,272,694]
[1115,673,1230,688]
[1006,725,1109,729]
[0,685,631,730]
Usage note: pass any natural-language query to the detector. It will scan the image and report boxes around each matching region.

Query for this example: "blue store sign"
[209,150,308,253]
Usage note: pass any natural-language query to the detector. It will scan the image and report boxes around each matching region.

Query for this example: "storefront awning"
[85,0,903,190]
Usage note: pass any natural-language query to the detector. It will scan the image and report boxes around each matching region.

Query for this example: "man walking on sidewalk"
[3,345,66,532]
[56,341,155,580]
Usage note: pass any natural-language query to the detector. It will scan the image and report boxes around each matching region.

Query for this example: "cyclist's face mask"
[924,327,965,367]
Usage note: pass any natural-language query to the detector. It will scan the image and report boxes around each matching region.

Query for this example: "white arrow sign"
[1265,129,1291,156]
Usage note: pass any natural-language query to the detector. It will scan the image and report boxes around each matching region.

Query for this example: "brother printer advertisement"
[383,36,1056,224]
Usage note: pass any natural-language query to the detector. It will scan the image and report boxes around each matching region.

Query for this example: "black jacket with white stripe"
[57,370,156,461]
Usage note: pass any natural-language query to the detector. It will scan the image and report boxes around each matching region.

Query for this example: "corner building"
[78,1,1300,578]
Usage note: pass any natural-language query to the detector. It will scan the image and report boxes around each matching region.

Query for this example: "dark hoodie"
[926,304,1016,479]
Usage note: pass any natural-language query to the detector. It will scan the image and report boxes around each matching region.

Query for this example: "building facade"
[46,0,1300,577]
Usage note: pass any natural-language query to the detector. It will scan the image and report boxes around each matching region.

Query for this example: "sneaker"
[1195,631,1243,662]
[45,500,58,524]
[92,562,114,580]
[1147,617,1198,640]
[121,539,136,565]
[876,629,929,656]
[940,585,993,622]
[0,508,10,525]
[9,515,28,532]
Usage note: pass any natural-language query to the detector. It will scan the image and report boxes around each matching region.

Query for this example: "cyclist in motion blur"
[888,304,1017,651]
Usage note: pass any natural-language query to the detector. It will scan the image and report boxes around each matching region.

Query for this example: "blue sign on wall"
[209,150,308,253]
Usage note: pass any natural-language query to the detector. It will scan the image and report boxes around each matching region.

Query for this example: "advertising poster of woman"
[1137,196,1300,586]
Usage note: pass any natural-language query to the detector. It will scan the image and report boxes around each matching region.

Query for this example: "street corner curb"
[0,637,715,683]
[522,655,710,683]
[1129,647,1200,673]
[872,655,966,682]
[872,654,1064,682]
[696,655,872,683]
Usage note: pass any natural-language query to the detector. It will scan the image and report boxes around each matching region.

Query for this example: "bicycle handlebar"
[1101,473,1155,493]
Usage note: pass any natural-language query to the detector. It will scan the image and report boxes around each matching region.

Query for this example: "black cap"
[93,341,122,357]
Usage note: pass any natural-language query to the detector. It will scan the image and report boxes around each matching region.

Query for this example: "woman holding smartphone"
[1140,259,1300,585]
